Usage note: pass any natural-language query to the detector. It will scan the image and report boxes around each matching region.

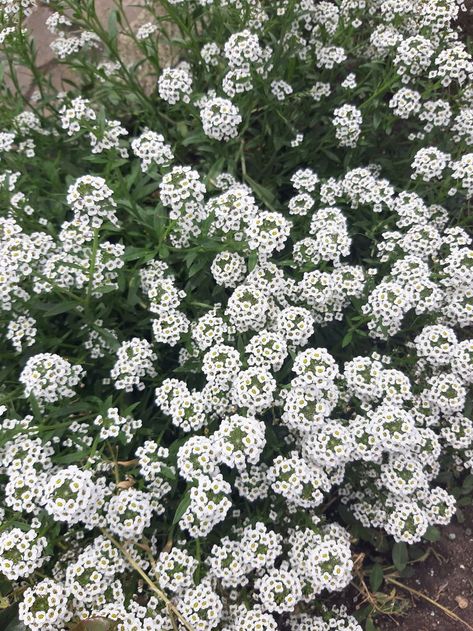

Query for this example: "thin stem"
[168,604,179,631]
[86,228,100,308]
[101,530,196,631]
[106,442,120,484]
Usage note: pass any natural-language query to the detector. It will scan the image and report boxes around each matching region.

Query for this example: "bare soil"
[378,507,473,631]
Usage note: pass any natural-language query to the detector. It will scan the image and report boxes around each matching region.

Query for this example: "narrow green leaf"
[248,252,258,272]
[53,450,90,464]
[365,618,378,631]
[172,490,191,525]
[392,541,409,571]
[244,174,277,211]
[39,301,78,316]
[93,285,117,295]
[341,330,353,348]
[160,465,176,480]
[108,9,119,40]
[369,563,384,592]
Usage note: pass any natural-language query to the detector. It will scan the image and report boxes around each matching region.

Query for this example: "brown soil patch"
[378,507,473,631]
[455,0,473,38]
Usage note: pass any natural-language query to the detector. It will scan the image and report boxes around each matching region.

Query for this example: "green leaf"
[189,256,210,278]
[124,247,157,262]
[369,563,384,592]
[181,131,207,147]
[49,401,91,418]
[172,490,191,525]
[158,244,170,259]
[91,326,120,352]
[461,474,473,495]
[423,526,441,542]
[133,181,160,202]
[1,606,25,631]
[392,542,409,571]
[205,157,226,186]
[108,9,119,40]
[247,252,258,272]
[341,330,353,348]
[93,285,117,295]
[160,465,176,480]
[365,618,378,631]
[321,148,341,163]
[177,121,188,138]
[53,450,90,464]
[244,174,277,211]
[36,300,79,316]
[126,160,141,188]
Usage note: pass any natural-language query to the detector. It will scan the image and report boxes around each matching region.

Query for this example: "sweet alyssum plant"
[0,0,472,629]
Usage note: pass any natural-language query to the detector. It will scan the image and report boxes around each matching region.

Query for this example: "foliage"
[0,0,472,630]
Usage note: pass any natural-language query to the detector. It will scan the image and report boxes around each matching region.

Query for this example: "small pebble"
[455,595,469,609]
[448,533,456,540]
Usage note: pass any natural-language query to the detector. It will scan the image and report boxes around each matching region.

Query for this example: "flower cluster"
[19,353,84,406]
[1,0,473,630]
[0,525,48,581]
[131,129,174,171]
[111,338,157,391]
[200,96,242,141]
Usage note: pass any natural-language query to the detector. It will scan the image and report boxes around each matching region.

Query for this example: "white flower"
[200,96,242,141]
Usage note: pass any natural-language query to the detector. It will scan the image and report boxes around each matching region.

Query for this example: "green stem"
[101,530,196,631]
[86,228,100,308]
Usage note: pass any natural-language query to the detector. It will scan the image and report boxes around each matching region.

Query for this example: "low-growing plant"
[0,0,472,630]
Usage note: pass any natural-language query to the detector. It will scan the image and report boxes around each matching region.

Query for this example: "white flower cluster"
[3,0,473,629]
[19,578,72,631]
[66,174,117,228]
[154,546,198,592]
[6,313,36,352]
[50,30,100,60]
[332,104,362,147]
[211,251,247,288]
[213,413,266,470]
[158,65,193,104]
[159,165,208,246]
[0,525,48,581]
[60,98,127,157]
[180,473,232,537]
[221,29,271,96]
[60,97,96,135]
[43,465,108,528]
[111,338,157,391]
[139,260,190,345]
[200,96,242,141]
[19,353,84,405]
[106,488,154,540]
[94,407,142,442]
[131,128,174,171]
[411,146,450,181]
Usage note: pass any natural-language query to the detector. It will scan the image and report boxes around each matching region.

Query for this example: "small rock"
[455,595,469,609]
[448,533,456,540]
